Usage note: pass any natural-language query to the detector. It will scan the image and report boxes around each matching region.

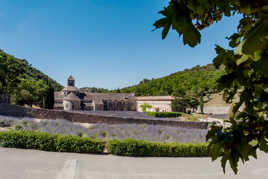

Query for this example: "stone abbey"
[54,76,176,112]
[54,76,136,111]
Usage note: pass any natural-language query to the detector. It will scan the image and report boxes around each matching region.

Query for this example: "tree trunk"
[200,95,204,114]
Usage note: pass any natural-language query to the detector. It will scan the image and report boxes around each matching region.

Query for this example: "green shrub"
[0,130,105,154]
[146,112,182,118]
[15,125,23,131]
[107,139,208,157]
[0,131,208,157]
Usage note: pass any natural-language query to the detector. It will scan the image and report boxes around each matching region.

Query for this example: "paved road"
[0,147,268,179]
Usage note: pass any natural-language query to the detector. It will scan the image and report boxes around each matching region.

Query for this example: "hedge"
[146,112,182,118]
[0,131,209,157]
[107,139,209,157]
[0,130,105,154]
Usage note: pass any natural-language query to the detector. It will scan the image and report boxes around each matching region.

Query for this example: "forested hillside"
[0,49,63,91]
[80,87,110,93]
[118,64,225,96]
[0,49,63,108]
[118,64,225,113]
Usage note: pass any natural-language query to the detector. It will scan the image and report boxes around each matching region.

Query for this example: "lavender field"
[0,115,208,143]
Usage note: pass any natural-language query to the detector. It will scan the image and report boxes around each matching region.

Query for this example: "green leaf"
[259,138,268,152]
[242,21,268,56]
[182,23,201,47]
[229,157,238,174]
[249,140,258,147]
[162,23,171,39]
[153,18,168,29]
[210,144,221,161]
[221,155,228,173]
[236,55,249,65]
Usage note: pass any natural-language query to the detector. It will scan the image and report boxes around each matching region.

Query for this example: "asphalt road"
[0,147,268,179]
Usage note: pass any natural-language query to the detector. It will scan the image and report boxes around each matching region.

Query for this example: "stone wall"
[198,106,231,115]
[0,94,10,104]
[0,103,208,129]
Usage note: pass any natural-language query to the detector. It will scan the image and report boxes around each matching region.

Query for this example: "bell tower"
[67,75,75,87]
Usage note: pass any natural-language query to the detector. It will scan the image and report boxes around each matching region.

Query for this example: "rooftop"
[68,75,75,81]
[64,92,81,101]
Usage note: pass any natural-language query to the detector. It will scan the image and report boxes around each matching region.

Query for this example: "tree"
[0,63,7,93]
[140,103,152,112]
[12,79,48,107]
[0,52,25,94]
[154,0,268,174]
[43,85,55,109]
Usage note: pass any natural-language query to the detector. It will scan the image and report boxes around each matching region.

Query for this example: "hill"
[80,87,110,93]
[117,64,225,96]
[0,49,63,91]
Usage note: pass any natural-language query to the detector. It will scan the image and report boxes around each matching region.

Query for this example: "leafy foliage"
[140,103,152,112]
[119,64,224,97]
[80,87,110,93]
[0,130,105,154]
[0,49,63,93]
[107,139,208,157]
[119,64,224,112]
[11,79,48,106]
[0,49,62,107]
[146,112,182,118]
[172,95,199,113]
[155,0,268,174]
[42,85,55,109]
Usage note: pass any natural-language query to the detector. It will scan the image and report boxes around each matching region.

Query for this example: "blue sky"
[0,0,240,89]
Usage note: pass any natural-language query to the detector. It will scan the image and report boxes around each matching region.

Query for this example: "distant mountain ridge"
[0,49,63,91]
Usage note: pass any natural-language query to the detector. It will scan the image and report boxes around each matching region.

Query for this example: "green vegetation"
[0,130,105,154]
[154,0,268,174]
[80,87,110,93]
[118,64,224,113]
[140,103,152,112]
[146,112,181,118]
[0,49,62,108]
[119,64,224,96]
[107,139,208,157]
[0,130,209,157]
[147,112,205,121]
[172,96,199,113]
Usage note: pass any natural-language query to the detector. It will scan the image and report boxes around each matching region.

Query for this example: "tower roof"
[68,75,75,81]
[62,86,79,92]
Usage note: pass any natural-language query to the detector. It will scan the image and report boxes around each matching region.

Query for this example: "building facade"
[54,76,136,111]
[136,96,174,112]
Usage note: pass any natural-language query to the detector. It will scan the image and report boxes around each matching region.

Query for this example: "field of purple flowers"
[0,115,208,143]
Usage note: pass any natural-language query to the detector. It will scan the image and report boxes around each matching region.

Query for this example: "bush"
[146,112,182,118]
[0,130,105,154]
[107,139,208,157]
[15,125,23,131]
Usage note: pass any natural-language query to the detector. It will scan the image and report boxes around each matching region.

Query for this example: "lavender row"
[0,115,208,143]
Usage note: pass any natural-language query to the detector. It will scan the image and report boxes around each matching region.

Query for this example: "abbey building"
[54,76,136,111]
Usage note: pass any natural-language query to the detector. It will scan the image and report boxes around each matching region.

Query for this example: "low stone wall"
[0,94,10,104]
[197,106,230,115]
[0,104,208,129]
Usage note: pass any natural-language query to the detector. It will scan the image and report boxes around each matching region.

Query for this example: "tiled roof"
[64,92,81,101]
[62,86,79,92]
[84,93,135,104]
